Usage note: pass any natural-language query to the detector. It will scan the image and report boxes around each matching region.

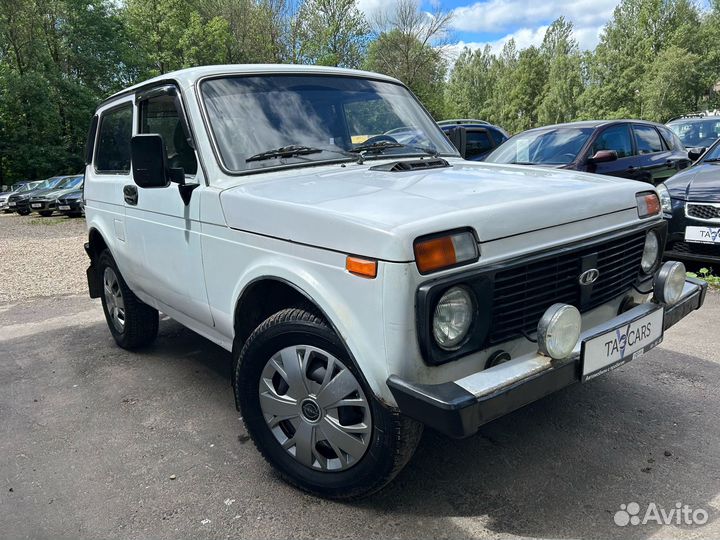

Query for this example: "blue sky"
[358,0,621,56]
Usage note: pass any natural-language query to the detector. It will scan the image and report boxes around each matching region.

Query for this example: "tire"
[98,249,159,349]
[17,209,30,216]
[234,307,423,500]
[39,211,53,217]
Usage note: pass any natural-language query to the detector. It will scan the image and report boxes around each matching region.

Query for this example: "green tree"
[292,0,369,68]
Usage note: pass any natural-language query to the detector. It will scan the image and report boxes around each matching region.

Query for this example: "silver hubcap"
[259,345,372,471]
[103,267,125,333]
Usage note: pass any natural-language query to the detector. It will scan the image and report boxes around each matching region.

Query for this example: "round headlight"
[433,286,474,350]
[654,261,686,305]
[537,303,582,360]
[641,230,661,274]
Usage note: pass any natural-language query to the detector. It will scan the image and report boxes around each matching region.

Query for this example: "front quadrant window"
[95,104,133,173]
[139,94,198,175]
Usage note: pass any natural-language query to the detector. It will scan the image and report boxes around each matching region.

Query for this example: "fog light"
[537,303,581,360]
[433,286,474,350]
[654,261,686,305]
[641,230,661,274]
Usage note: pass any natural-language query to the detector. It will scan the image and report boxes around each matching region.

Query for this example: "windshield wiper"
[246,145,324,163]
[349,141,439,163]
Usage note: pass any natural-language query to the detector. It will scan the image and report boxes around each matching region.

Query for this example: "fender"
[224,259,393,404]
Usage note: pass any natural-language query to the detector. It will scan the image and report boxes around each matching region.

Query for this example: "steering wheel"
[362,134,398,145]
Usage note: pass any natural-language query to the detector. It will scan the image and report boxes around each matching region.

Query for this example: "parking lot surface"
[2,214,720,539]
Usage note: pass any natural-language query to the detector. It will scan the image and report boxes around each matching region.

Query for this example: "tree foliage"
[2,0,720,185]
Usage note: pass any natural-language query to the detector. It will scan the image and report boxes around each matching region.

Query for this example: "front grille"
[488,231,646,343]
[687,203,720,221]
[669,241,719,257]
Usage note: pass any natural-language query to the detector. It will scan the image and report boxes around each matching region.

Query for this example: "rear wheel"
[98,250,159,349]
[234,307,422,499]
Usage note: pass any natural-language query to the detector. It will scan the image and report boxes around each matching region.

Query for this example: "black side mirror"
[131,134,171,188]
[446,126,467,158]
[587,149,618,164]
[688,147,706,161]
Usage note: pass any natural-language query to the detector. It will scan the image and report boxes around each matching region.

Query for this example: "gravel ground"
[0,213,87,302]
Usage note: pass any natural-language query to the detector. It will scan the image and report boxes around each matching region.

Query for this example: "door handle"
[123,185,138,205]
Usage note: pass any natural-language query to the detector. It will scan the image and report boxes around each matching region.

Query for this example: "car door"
[585,124,640,179]
[122,85,213,327]
[631,124,673,184]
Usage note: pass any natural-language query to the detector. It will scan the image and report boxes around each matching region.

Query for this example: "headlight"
[432,286,474,350]
[641,230,661,274]
[656,184,672,214]
[654,261,686,305]
[537,303,581,360]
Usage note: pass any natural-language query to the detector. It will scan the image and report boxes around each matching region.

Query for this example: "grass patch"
[687,267,720,289]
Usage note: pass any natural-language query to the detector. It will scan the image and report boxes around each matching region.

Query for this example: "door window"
[465,130,493,159]
[95,104,133,173]
[139,94,198,175]
[591,125,633,158]
[632,125,663,154]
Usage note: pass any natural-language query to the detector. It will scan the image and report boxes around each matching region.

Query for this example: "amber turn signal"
[636,192,661,218]
[346,256,377,278]
[414,230,478,274]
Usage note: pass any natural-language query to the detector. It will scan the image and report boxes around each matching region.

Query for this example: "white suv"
[83,65,707,499]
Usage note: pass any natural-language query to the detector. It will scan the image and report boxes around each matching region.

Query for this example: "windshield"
[700,140,720,162]
[486,127,593,165]
[668,119,720,148]
[200,75,458,173]
[55,176,83,189]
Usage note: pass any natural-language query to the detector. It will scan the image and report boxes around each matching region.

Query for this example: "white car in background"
[83,65,707,499]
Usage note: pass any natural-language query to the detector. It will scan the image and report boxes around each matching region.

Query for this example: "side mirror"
[587,149,618,164]
[688,147,706,161]
[446,126,467,158]
[131,134,171,188]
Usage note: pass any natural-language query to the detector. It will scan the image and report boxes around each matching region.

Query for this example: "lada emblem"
[579,268,600,285]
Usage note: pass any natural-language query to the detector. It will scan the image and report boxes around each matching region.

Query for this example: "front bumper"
[57,200,82,213]
[664,200,720,264]
[388,277,708,438]
[29,200,55,212]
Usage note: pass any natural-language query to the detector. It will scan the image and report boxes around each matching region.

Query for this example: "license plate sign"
[581,308,664,382]
[31,203,41,208]
[59,205,70,211]
[685,225,720,244]
[9,202,15,206]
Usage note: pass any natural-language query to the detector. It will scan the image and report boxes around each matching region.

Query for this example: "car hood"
[58,189,83,199]
[219,159,648,261]
[664,163,720,202]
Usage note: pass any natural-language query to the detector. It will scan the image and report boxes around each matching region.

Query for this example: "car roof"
[100,64,403,108]
[667,116,720,124]
[519,119,662,133]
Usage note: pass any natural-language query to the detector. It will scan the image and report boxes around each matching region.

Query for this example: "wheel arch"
[231,274,388,404]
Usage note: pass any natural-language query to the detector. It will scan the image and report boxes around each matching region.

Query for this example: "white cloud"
[450,0,618,34]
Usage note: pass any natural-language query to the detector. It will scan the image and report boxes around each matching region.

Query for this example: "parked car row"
[1,174,84,217]
[443,116,719,267]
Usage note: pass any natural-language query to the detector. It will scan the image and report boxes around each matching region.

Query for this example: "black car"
[485,120,693,184]
[439,119,509,161]
[28,175,83,216]
[56,187,84,217]
[667,113,720,149]
[658,138,720,266]
[6,180,48,215]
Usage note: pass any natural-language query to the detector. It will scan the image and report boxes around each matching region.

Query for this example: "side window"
[633,125,664,154]
[95,104,133,173]
[139,94,198,175]
[465,130,493,159]
[591,125,633,158]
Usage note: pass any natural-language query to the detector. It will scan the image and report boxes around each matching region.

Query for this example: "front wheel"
[17,209,30,216]
[38,210,53,217]
[234,307,422,499]
[98,250,159,349]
